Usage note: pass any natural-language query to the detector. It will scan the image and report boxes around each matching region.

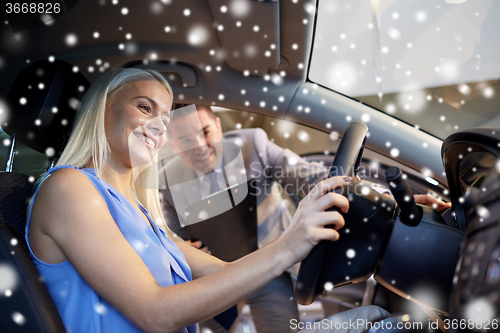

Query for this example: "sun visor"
[207,0,281,76]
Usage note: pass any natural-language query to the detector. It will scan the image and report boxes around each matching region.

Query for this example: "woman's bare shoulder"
[32,167,109,233]
[29,167,112,263]
[38,167,92,194]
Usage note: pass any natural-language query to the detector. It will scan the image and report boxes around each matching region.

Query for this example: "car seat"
[0,59,90,332]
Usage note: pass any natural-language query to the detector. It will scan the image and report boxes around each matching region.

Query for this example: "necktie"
[210,171,220,194]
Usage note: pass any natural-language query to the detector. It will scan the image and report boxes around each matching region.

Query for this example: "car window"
[214,108,448,200]
[309,0,500,139]
[0,127,49,176]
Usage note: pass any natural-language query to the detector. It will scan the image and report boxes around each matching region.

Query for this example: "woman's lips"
[135,134,156,149]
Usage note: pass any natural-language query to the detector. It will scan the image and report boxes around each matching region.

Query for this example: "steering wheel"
[295,121,396,305]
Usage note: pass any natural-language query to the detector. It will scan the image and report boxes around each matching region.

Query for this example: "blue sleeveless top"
[25,165,198,333]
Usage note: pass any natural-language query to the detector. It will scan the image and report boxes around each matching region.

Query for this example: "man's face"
[168,109,223,173]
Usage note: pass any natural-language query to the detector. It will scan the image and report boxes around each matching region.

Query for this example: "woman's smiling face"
[104,79,172,169]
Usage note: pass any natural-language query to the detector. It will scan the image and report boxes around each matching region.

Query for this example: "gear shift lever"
[384,167,422,226]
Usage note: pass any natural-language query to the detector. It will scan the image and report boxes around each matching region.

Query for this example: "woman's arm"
[31,168,350,333]
[173,236,228,278]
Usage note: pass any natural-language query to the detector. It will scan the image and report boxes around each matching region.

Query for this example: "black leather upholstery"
[0,172,66,332]
[0,172,35,251]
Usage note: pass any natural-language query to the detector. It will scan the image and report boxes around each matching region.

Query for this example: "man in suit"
[161,105,328,333]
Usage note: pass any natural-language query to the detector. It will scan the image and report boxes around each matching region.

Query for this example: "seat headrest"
[3,59,90,156]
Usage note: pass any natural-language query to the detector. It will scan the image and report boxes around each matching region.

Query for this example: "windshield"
[309,0,500,139]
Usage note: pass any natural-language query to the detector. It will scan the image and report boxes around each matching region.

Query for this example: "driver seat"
[0,59,90,332]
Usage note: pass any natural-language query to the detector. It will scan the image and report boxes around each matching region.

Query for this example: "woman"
[26,68,384,333]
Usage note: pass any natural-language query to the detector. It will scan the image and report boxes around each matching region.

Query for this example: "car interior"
[0,0,499,332]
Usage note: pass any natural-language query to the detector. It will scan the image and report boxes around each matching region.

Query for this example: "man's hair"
[171,104,217,123]
[195,105,217,121]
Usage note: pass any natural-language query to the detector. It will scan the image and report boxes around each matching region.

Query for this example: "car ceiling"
[0,0,446,184]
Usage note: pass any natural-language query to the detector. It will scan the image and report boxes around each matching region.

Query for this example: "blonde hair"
[40,68,174,235]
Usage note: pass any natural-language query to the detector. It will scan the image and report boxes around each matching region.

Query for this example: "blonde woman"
[25,68,388,333]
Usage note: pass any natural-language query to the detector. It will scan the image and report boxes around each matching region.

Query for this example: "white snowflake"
[415,11,427,23]
[388,27,401,40]
[65,33,78,46]
[41,14,54,26]
[477,206,490,218]
[304,3,315,15]
[483,87,494,99]
[94,303,107,315]
[230,1,250,18]
[45,147,55,157]
[390,148,400,157]
[188,25,209,46]
[198,210,208,220]
[297,130,310,143]
[68,97,79,110]
[12,312,25,325]
[465,298,494,322]
[0,265,17,293]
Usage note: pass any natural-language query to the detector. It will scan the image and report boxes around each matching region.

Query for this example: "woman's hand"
[381,191,451,212]
[278,175,352,266]
[414,194,452,211]
[186,240,210,254]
